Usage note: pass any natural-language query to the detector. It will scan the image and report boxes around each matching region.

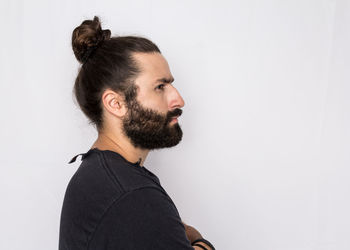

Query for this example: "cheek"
[138,94,168,114]
[151,100,168,114]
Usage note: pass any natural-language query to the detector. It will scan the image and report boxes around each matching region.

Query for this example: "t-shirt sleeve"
[88,187,195,250]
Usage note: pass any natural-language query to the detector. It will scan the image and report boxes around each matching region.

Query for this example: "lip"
[170,116,179,123]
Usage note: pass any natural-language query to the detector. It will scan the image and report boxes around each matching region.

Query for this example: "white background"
[1,0,349,249]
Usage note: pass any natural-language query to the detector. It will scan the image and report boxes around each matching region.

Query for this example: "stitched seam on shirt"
[86,186,168,249]
[98,150,163,195]
[96,150,125,192]
[133,171,163,189]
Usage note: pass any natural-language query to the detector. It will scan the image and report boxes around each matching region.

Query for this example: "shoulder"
[65,148,161,198]
[61,148,164,226]
[60,150,164,249]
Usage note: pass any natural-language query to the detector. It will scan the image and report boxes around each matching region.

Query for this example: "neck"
[91,131,149,167]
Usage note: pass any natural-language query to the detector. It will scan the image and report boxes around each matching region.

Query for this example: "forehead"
[132,52,173,81]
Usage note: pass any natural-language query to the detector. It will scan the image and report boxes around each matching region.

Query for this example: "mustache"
[166,108,183,123]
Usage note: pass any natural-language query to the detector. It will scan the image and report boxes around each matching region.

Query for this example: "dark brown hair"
[71,16,161,132]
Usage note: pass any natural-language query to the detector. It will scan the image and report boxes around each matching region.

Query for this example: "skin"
[91,52,211,249]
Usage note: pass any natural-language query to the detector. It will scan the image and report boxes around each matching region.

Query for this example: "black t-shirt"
[59,148,194,250]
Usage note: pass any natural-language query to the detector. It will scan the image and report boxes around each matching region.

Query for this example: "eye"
[155,84,165,91]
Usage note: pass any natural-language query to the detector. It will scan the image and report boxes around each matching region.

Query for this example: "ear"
[101,88,127,118]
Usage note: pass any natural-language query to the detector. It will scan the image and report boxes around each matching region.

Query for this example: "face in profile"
[121,52,185,150]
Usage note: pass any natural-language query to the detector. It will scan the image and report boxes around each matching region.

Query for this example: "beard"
[121,97,183,150]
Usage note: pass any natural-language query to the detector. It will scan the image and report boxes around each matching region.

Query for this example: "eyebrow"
[155,77,174,84]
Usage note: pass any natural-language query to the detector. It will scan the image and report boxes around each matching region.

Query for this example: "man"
[89,52,212,249]
[59,16,215,250]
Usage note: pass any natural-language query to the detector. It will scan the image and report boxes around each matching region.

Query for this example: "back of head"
[71,16,161,132]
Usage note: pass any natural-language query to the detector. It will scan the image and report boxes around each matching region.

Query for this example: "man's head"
[72,16,185,150]
[120,52,184,149]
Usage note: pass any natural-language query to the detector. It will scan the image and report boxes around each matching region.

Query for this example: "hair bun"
[72,16,111,64]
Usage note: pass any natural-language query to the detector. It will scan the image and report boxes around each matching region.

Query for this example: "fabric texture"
[59,148,194,250]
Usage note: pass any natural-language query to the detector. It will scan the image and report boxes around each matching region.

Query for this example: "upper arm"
[88,187,194,250]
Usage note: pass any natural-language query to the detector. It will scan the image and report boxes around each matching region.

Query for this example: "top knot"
[71,16,111,64]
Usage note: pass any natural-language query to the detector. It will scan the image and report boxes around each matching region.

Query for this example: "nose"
[169,85,185,110]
